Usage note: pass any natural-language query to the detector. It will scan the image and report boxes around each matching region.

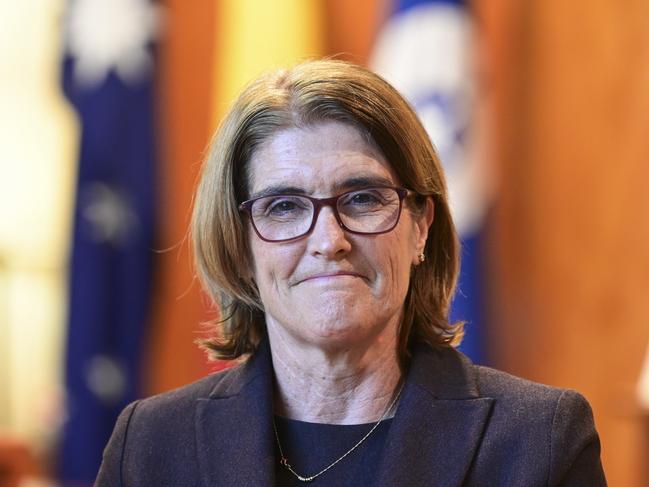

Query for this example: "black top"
[274,415,394,486]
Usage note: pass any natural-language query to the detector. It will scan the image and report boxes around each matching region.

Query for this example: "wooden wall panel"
[323,0,391,65]
[475,1,649,485]
[145,1,220,395]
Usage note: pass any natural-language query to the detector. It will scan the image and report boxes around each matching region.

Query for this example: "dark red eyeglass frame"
[238,186,410,243]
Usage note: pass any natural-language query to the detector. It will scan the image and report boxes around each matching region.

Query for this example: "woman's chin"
[265,299,400,354]
[300,316,391,352]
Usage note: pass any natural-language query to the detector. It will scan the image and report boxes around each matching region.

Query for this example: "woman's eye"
[348,191,382,206]
[265,197,308,216]
[269,200,296,213]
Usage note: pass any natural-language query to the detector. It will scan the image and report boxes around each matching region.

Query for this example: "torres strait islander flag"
[59,0,161,483]
[371,0,488,363]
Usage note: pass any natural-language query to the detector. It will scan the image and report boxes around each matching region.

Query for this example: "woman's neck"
[267,321,403,425]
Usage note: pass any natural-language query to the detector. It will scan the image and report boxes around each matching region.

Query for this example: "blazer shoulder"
[470,363,600,427]
[467,363,606,486]
[411,344,570,405]
[470,363,598,430]
[133,360,247,418]
[473,363,568,404]
[96,360,252,485]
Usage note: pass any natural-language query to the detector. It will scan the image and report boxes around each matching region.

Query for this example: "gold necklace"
[272,382,404,483]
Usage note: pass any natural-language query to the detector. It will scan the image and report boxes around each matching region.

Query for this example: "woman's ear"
[412,196,434,266]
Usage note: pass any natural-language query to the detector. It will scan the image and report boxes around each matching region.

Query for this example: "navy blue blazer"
[96,340,606,486]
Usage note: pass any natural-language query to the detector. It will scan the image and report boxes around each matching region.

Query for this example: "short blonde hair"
[192,60,462,363]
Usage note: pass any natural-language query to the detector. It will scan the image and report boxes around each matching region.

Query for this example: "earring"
[418,252,425,264]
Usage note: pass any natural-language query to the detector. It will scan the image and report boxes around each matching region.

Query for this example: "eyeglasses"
[239,186,409,243]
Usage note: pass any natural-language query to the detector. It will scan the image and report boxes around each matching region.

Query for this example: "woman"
[96,60,606,486]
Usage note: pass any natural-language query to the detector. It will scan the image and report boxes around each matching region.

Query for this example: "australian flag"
[59,0,160,483]
[372,0,489,364]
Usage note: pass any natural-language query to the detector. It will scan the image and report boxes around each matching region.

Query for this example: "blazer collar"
[376,344,494,486]
[195,340,276,487]
[194,340,493,486]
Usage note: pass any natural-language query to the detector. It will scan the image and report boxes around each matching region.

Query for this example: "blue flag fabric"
[59,1,159,483]
[372,0,487,363]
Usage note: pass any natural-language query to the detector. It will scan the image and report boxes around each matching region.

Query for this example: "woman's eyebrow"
[334,175,396,191]
[249,185,307,199]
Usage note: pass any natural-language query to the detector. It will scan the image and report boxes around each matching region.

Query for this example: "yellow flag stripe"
[212,0,324,127]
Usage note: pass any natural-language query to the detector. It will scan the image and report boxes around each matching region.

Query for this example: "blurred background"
[0,0,647,485]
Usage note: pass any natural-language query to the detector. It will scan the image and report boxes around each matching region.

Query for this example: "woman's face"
[246,122,432,353]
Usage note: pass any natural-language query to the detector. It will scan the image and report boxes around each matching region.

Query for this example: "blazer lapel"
[194,342,276,487]
[192,340,492,486]
[377,346,494,487]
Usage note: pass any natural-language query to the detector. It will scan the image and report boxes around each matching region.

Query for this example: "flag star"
[65,0,162,89]
[81,182,139,247]
[85,354,127,405]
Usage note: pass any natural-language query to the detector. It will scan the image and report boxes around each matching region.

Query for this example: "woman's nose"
[307,206,352,257]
